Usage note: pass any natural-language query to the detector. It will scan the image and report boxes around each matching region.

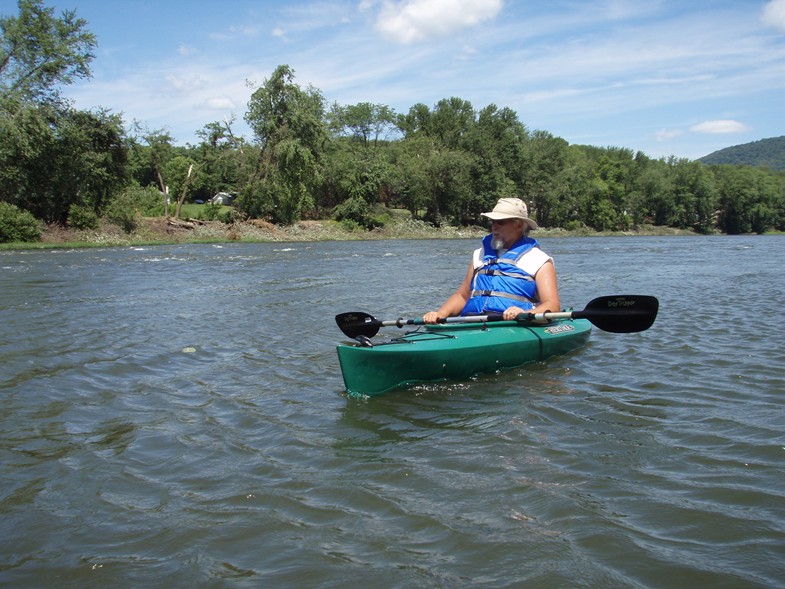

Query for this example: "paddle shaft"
[336,295,658,338]
[376,314,505,328]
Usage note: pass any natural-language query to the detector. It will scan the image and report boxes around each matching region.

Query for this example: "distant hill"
[698,136,785,171]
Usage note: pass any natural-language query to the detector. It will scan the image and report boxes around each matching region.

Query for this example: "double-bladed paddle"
[335,294,658,339]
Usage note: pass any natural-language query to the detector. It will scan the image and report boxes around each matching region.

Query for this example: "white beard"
[491,236,505,251]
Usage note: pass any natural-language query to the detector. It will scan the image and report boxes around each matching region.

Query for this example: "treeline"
[2,2,785,243]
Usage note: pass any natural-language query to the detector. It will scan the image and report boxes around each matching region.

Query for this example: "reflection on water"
[1,237,784,588]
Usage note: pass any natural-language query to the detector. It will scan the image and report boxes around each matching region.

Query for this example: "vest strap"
[476,267,535,280]
[469,290,533,303]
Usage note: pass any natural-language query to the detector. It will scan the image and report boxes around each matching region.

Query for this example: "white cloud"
[205,97,236,110]
[519,88,583,104]
[178,43,197,56]
[164,73,208,94]
[690,120,751,134]
[274,2,359,36]
[230,25,261,37]
[209,24,261,42]
[655,129,683,141]
[375,0,503,44]
[763,0,785,32]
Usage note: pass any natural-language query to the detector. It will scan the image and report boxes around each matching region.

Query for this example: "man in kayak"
[423,197,560,323]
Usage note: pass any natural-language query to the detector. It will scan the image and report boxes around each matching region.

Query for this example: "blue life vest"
[461,234,541,315]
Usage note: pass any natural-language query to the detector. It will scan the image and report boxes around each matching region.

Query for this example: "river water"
[1,235,784,588]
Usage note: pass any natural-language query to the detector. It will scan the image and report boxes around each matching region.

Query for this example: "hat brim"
[481,212,538,229]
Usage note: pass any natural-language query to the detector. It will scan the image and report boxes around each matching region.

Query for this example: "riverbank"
[4,216,697,250]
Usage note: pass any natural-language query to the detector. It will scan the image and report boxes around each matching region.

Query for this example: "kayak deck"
[336,317,592,397]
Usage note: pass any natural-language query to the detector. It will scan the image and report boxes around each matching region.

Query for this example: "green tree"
[163,155,201,218]
[549,147,592,228]
[770,174,785,231]
[523,131,568,228]
[242,65,327,224]
[396,99,532,226]
[0,0,96,104]
[748,168,781,234]
[58,108,127,213]
[323,102,397,216]
[399,144,474,226]
[714,165,757,234]
[323,142,392,206]
[0,97,54,210]
[429,148,476,225]
[627,153,667,227]
[0,1,128,226]
[387,135,432,218]
[573,146,636,231]
[668,159,717,233]
[127,125,177,193]
[429,97,475,150]
[0,99,127,223]
[328,102,398,151]
[397,102,432,137]
[192,117,247,199]
[463,105,530,223]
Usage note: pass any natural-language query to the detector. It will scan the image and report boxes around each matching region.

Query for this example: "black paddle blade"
[335,311,381,339]
[577,295,659,333]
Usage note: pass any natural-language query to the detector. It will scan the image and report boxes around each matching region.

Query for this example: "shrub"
[139,188,168,216]
[197,203,224,221]
[68,204,99,230]
[368,213,388,229]
[339,218,362,232]
[103,185,166,232]
[117,184,167,217]
[333,197,374,229]
[104,202,138,233]
[0,202,42,243]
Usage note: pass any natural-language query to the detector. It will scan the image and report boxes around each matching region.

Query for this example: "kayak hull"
[336,318,592,397]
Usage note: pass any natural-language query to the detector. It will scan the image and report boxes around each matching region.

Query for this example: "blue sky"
[5,0,785,160]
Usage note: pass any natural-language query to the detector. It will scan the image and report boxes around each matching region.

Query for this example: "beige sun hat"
[481,197,538,230]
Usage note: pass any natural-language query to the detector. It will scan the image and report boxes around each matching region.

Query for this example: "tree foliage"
[0,0,96,104]
[0,99,127,223]
[241,64,327,224]
[0,0,128,229]
[0,0,783,242]
[699,136,785,172]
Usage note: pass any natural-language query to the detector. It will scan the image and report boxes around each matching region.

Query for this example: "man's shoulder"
[518,247,552,274]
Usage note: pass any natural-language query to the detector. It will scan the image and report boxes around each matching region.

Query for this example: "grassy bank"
[1,216,697,251]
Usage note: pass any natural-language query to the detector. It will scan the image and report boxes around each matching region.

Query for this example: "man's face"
[491,218,521,250]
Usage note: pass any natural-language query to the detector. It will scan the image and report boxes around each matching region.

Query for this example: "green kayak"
[334,295,659,397]
[336,318,592,397]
